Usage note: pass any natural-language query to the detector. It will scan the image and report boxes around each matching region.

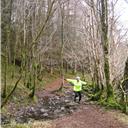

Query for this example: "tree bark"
[2,46,7,98]
[100,0,113,99]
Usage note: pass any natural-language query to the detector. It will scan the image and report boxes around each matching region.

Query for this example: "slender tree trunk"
[50,58,53,74]
[124,57,128,79]
[100,0,113,99]
[59,3,65,89]
[29,65,36,98]
[60,8,64,77]
[73,60,77,74]
[82,65,85,78]
[65,61,68,73]
[2,0,13,98]
[122,57,128,113]
[6,0,13,64]
[2,46,7,98]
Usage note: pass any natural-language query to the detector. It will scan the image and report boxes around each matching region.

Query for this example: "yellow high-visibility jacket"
[66,79,87,92]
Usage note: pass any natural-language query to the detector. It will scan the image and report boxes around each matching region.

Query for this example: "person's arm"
[81,80,87,85]
[66,79,75,83]
[65,79,76,86]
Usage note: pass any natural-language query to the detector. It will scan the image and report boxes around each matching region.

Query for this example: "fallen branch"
[1,75,22,108]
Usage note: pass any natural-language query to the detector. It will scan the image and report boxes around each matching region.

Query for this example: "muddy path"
[1,78,128,128]
[52,104,128,128]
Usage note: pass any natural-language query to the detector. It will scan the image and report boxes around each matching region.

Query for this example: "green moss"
[88,89,102,101]
[106,84,114,99]
[120,97,128,114]
[107,96,121,109]
[2,121,52,128]
[2,124,30,128]
[82,84,92,92]
[1,107,8,113]
[30,95,38,103]
[98,92,122,110]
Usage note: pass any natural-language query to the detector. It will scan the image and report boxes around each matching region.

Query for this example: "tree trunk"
[124,57,128,79]
[122,57,128,113]
[65,61,68,73]
[100,0,113,99]
[50,58,53,74]
[29,62,36,98]
[59,2,65,90]
[4,0,13,64]
[2,46,7,98]
[74,60,77,74]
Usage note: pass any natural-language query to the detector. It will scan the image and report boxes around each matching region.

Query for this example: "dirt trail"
[45,78,63,91]
[36,78,65,99]
[36,78,70,98]
[43,78,128,128]
[52,105,128,128]
[2,78,128,128]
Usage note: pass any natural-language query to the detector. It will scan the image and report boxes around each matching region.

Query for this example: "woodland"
[1,0,128,127]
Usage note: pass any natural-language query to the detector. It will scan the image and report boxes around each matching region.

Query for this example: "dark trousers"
[74,91,81,102]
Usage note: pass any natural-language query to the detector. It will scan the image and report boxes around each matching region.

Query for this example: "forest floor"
[2,78,128,128]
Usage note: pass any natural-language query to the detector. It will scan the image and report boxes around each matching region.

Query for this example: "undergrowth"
[85,84,128,114]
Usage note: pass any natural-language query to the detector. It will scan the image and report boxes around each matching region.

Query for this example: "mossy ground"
[2,121,52,128]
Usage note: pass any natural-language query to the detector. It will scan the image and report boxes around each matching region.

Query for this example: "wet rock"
[40,108,48,113]
[65,105,70,109]
[3,88,82,123]
[33,110,39,116]
[59,113,65,117]
[67,102,77,106]
[28,118,34,123]
[55,96,60,100]
[43,113,48,117]
[49,106,52,109]
[70,109,74,113]
[64,99,70,103]
[65,89,71,93]
[1,115,10,125]
[27,112,33,117]
[15,116,28,123]
[60,107,65,111]
[27,107,35,113]
[54,109,61,114]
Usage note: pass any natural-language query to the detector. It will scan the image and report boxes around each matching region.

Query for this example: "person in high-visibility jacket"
[65,76,87,103]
